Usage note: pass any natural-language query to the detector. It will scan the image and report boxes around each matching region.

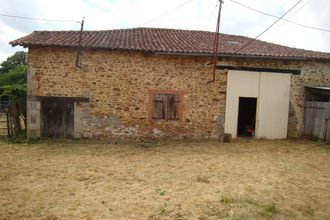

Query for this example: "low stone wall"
[27,47,330,139]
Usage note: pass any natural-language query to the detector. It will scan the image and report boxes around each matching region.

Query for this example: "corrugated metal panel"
[225,70,291,139]
[225,70,259,138]
[256,72,291,139]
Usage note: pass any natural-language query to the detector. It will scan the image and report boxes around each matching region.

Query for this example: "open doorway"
[237,97,257,137]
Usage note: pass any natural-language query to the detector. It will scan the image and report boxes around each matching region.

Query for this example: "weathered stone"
[26,47,330,139]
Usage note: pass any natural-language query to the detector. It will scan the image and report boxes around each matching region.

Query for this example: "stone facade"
[27,47,330,139]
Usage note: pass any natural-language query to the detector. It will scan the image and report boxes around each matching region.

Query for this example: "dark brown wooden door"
[42,101,74,138]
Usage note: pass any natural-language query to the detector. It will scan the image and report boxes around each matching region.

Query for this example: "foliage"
[0,53,27,98]
[2,84,27,102]
[0,51,27,74]
[0,65,27,101]
[0,65,27,87]
[0,51,27,135]
[1,131,40,144]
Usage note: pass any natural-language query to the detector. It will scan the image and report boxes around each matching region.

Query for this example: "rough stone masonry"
[26,47,330,139]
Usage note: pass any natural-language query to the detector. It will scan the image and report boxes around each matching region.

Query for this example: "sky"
[0,0,330,62]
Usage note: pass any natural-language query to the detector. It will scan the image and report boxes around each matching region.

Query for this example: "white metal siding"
[224,70,259,138]
[225,70,291,139]
[256,72,291,139]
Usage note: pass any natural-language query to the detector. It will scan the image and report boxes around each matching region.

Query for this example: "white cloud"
[0,0,329,62]
[0,22,27,61]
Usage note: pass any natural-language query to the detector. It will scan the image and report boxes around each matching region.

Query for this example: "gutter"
[154,52,313,61]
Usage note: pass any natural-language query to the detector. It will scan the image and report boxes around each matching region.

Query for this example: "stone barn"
[10,28,330,139]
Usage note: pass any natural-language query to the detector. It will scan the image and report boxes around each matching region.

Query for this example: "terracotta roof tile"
[10,27,330,61]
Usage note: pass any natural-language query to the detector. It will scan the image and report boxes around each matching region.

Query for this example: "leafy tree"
[0,65,27,87]
[0,51,27,74]
[0,52,27,134]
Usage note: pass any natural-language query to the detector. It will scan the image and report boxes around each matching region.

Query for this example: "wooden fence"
[304,101,330,142]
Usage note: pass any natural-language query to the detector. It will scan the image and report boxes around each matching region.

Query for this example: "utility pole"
[209,0,224,83]
[76,18,85,68]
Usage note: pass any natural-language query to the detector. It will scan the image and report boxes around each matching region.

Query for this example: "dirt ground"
[0,138,329,220]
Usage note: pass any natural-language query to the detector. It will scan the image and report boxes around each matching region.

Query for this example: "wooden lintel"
[29,95,90,103]
[216,65,301,75]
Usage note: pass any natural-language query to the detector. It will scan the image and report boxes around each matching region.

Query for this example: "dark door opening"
[237,97,257,137]
[42,101,74,138]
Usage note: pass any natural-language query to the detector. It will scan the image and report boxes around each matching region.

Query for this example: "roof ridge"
[31,27,218,33]
[9,27,330,60]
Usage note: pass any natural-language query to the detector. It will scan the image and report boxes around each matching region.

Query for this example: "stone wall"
[27,47,226,139]
[27,47,330,139]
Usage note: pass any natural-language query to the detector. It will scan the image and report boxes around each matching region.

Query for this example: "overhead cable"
[0,13,80,23]
[229,0,330,33]
[140,0,194,27]
[234,0,304,53]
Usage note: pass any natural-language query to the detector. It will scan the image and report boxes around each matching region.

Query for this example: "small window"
[149,90,183,121]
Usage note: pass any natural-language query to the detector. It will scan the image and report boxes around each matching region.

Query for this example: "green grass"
[220,195,235,205]
[260,203,277,217]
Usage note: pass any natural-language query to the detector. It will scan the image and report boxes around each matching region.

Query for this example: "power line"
[234,0,304,53]
[229,0,330,33]
[139,0,194,27]
[0,13,80,23]
[287,0,312,18]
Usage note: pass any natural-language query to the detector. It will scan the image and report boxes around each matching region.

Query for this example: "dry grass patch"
[0,138,329,219]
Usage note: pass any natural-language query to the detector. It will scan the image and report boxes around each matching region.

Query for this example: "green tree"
[0,51,27,74]
[0,51,27,134]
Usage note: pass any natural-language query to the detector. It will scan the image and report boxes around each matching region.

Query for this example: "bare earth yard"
[0,139,329,219]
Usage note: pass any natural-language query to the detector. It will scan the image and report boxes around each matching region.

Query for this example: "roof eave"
[9,43,330,62]
[155,51,325,62]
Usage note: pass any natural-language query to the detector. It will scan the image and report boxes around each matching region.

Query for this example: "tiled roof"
[10,27,330,61]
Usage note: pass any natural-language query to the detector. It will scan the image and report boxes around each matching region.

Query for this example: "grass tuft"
[1,131,40,144]
[260,203,277,217]
[196,175,210,183]
[155,188,166,196]
[220,195,235,205]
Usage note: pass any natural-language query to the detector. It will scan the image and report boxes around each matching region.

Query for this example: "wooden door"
[42,101,74,138]
[304,101,330,141]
